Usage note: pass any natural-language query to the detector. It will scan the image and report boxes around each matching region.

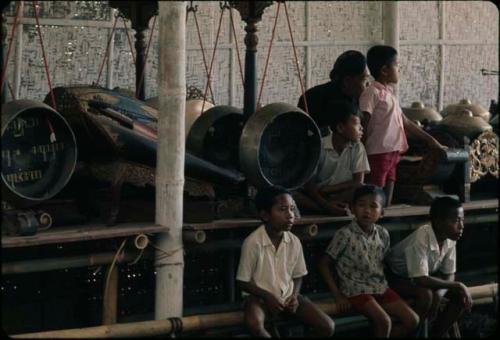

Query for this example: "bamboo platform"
[1,222,168,249]
[184,198,498,231]
[2,199,497,248]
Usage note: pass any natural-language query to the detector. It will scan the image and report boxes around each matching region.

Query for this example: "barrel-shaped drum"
[1,100,77,206]
[187,105,245,170]
[239,103,322,189]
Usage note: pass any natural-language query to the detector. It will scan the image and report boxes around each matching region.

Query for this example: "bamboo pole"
[102,264,118,325]
[12,283,497,338]
[183,230,206,244]
[155,1,186,319]
[1,251,142,275]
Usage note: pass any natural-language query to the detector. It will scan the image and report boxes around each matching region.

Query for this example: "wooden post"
[382,1,399,94]
[230,1,273,117]
[155,1,186,319]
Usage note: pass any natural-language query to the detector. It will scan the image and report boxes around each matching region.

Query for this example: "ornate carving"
[229,1,273,23]
[469,130,499,182]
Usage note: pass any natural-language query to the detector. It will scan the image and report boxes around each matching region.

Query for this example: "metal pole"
[155,1,186,319]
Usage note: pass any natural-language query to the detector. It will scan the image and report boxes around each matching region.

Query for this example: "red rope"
[201,5,226,113]
[135,14,157,98]
[95,12,119,87]
[7,80,16,100]
[33,1,56,110]
[191,7,215,101]
[0,2,21,95]
[257,2,281,111]
[229,7,244,88]
[122,16,136,65]
[32,1,56,142]
[283,1,309,115]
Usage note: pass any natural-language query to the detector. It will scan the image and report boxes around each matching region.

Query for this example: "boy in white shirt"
[386,196,472,337]
[236,186,335,337]
[294,101,370,216]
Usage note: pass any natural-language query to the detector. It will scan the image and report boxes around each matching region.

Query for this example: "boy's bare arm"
[413,273,472,309]
[304,180,348,215]
[319,172,365,194]
[237,280,285,312]
[318,255,351,312]
[402,114,446,150]
[360,111,370,144]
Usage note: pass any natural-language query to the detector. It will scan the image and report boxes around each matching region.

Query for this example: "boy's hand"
[457,283,473,311]
[327,201,349,216]
[264,293,285,315]
[335,295,351,314]
[284,294,299,314]
[429,139,448,151]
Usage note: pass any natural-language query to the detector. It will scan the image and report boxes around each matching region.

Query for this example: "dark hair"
[366,45,398,79]
[329,50,367,82]
[352,184,386,206]
[327,100,358,131]
[430,196,462,223]
[255,186,292,213]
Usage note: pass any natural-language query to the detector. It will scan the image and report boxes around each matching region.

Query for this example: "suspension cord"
[256,2,281,111]
[201,2,227,112]
[121,15,136,65]
[187,1,215,102]
[135,14,157,98]
[32,0,56,142]
[95,11,119,87]
[0,2,21,96]
[228,5,245,88]
[283,1,309,115]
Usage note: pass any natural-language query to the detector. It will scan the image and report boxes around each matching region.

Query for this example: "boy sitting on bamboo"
[236,186,335,337]
[385,196,472,337]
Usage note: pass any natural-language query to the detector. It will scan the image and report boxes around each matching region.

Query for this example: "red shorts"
[347,288,401,310]
[365,151,401,187]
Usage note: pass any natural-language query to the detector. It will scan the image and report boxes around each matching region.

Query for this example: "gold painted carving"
[469,130,499,182]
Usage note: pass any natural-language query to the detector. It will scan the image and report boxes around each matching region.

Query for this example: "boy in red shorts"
[359,45,446,206]
[318,185,419,337]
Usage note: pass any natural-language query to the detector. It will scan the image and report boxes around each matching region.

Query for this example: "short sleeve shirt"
[236,225,308,302]
[359,81,408,155]
[387,224,456,278]
[315,140,370,187]
[325,220,390,297]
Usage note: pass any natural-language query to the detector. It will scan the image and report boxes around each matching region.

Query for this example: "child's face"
[383,57,400,84]
[437,207,465,241]
[262,193,296,232]
[351,194,384,227]
[338,115,363,142]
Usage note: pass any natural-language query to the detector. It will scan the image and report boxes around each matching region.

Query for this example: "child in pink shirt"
[359,45,446,206]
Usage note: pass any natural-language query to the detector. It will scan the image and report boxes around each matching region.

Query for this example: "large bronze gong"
[1,100,77,206]
[239,103,322,189]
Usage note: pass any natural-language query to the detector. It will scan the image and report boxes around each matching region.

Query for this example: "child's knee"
[374,313,392,332]
[415,288,434,312]
[321,317,336,337]
[406,310,420,331]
